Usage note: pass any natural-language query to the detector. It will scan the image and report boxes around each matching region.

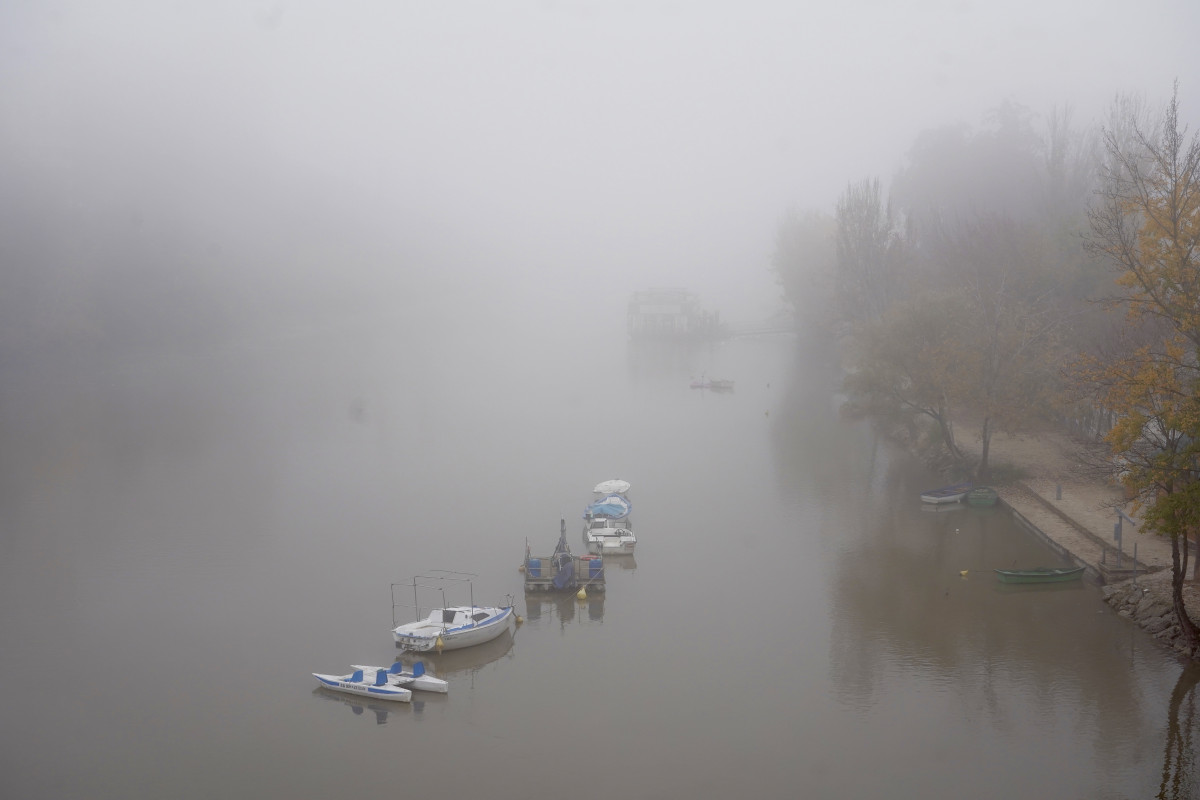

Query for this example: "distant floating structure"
[627,287,724,341]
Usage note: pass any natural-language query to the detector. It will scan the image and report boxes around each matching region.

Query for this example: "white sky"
[2,0,1197,324]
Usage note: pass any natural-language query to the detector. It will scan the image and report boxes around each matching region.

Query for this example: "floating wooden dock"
[524,519,606,593]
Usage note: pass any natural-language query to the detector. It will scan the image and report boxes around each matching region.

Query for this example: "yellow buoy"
[515,615,524,625]
[435,635,444,653]
[576,587,587,601]
[518,564,526,572]
[959,570,969,577]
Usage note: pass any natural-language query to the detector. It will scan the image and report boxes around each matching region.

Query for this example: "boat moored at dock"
[920,481,972,504]
[967,486,999,507]
[582,479,637,555]
[994,565,1086,584]
[390,572,517,652]
[525,519,605,592]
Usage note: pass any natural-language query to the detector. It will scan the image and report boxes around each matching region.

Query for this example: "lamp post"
[1114,509,1138,580]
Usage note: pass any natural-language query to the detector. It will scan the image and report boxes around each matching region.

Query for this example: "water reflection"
[7,324,1200,798]
[523,591,605,628]
[311,687,423,724]
[919,503,969,515]
[768,337,864,502]
[604,555,637,571]
[405,628,517,683]
[625,339,711,385]
[1159,664,1200,799]
[991,580,1089,596]
[826,434,1169,781]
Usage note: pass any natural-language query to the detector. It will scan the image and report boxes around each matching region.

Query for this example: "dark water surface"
[2,317,1197,799]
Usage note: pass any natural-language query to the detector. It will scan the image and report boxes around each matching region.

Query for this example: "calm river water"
[1,311,1197,799]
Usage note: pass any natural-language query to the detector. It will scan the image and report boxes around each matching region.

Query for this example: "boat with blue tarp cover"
[585,493,632,520]
[582,479,637,555]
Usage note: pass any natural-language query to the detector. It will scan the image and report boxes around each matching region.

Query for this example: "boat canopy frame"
[391,571,482,630]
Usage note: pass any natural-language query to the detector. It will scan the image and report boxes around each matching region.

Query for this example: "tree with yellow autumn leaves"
[1077,83,1200,654]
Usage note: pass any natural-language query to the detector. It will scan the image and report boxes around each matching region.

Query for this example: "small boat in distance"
[690,377,735,391]
[920,481,972,504]
[994,565,1086,584]
[391,572,517,652]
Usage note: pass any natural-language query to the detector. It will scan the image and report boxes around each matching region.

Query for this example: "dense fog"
[4,6,1200,798]
[1,1,1196,362]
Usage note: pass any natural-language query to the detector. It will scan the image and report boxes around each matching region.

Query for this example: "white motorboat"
[583,515,637,555]
[391,573,517,652]
[312,668,413,702]
[349,661,449,694]
[392,605,517,651]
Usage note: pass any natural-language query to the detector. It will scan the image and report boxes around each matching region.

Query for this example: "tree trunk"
[978,416,992,481]
[1171,534,1199,657]
[935,413,965,464]
[1193,528,1199,582]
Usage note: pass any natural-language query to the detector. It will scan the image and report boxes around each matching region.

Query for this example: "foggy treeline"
[771,88,1195,479]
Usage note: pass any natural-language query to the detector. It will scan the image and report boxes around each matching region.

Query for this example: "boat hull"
[967,487,999,507]
[313,673,413,702]
[920,482,972,504]
[994,566,1085,584]
[585,536,636,555]
[392,606,517,652]
[401,674,449,693]
[920,492,968,504]
[349,664,450,694]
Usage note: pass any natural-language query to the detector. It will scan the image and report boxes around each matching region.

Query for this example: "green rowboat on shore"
[994,566,1085,584]
[967,486,999,507]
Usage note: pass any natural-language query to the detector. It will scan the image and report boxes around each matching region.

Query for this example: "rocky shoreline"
[1102,569,1200,658]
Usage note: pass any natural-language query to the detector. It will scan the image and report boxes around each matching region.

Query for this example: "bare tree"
[833,178,905,331]
[771,207,837,335]
[932,216,1068,479]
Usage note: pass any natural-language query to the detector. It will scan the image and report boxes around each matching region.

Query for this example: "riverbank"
[946,419,1200,660]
